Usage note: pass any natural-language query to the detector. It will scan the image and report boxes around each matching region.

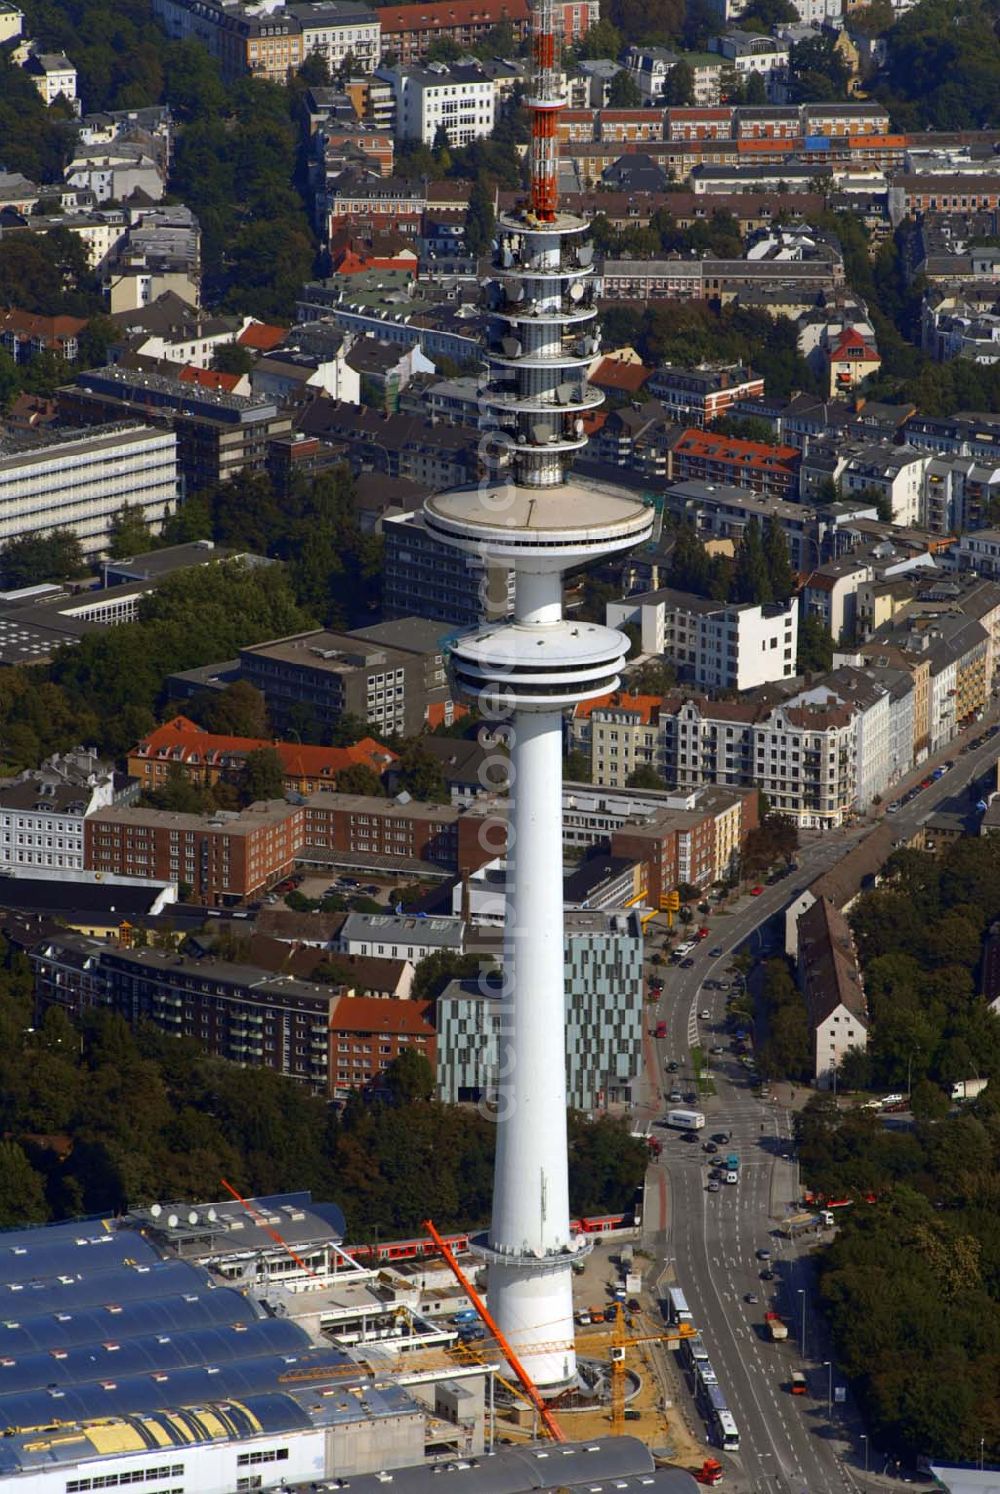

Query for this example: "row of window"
[236,1449,289,1467]
[66,1465,183,1491]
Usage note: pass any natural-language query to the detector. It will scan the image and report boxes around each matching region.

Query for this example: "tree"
[240,747,286,803]
[412,950,486,1004]
[147,763,209,814]
[297,49,331,86]
[335,763,385,796]
[661,60,694,105]
[394,742,448,803]
[607,69,642,105]
[740,0,798,25]
[384,1048,435,1103]
[212,342,255,376]
[464,177,497,259]
[763,515,795,603]
[194,681,271,739]
[1,529,87,587]
[0,1141,49,1226]
[576,17,623,59]
[564,748,592,783]
[108,503,155,560]
[797,615,835,674]
[627,764,668,790]
[741,68,767,105]
[730,516,773,605]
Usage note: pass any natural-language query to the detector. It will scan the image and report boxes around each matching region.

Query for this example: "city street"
[634,713,1000,1493]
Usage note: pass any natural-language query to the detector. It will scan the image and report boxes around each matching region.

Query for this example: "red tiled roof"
[238,321,287,352]
[378,0,529,32]
[672,428,800,473]
[828,327,880,362]
[574,691,664,723]
[178,365,242,392]
[425,702,468,729]
[133,717,397,777]
[330,995,436,1036]
[590,358,651,394]
[0,308,88,339]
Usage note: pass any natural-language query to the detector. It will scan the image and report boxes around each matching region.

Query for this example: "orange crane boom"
[421,1218,566,1444]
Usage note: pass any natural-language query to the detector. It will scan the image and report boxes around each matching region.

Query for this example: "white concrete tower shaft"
[421,0,654,1392]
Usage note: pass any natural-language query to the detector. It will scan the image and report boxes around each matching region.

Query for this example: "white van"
[725,1170,739,1185]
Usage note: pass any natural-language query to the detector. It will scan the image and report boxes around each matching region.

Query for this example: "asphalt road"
[635,710,1000,1494]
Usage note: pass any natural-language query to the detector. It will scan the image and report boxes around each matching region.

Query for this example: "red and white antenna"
[526,0,563,220]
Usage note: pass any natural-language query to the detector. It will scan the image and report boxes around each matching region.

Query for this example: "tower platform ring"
[424,481,653,565]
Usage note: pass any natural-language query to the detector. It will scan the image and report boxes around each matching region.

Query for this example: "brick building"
[302,791,504,875]
[376,0,531,65]
[84,801,302,904]
[670,427,800,498]
[129,716,396,795]
[329,993,435,1099]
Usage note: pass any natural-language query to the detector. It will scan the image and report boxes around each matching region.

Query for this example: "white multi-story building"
[790,666,896,807]
[0,751,116,872]
[65,146,165,203]
[839,444,931,527]
[797,896,868,1090]
[0,425,179,559]
[296,0,381,71]
[710,31,790,96]
[23,50,76,106]
[607,587,799,692]
[623,45,724,105]
[377,62,495,146]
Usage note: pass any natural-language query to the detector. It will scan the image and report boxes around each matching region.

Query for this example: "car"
[710,1045,725,1055]
[707,1180,721,1192]
[756,1248,771,1260]
[717,980,730,990]
[681,1131,699,1143]
[684,1091,698,1104]
[668,1090,683,1102]
[709,946,723,957]
[700,1009,711,1020]
[666,1060,679,1072]
[750,885,764,896]
[886,800,901,814]
[363,884,380,895]
[920,778,933,789]
[760,1268,775,1281]
[712,1132,730,1144]
[745,1292,759,1304]
[703,1141,718,1153]
[943,760,955,770]
[724,1170,739,1184]
[696,926,710,939]
[680,957,695,969]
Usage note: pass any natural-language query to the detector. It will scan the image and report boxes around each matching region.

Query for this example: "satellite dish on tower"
[578,244,593,266]
[568,281,584,301]
[167,1214,179,1229]
[150,1204,162,1219]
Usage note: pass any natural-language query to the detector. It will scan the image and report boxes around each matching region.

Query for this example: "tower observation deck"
[422,0,653,1393]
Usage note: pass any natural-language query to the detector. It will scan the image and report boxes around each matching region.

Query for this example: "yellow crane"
[609,1306,696,1436]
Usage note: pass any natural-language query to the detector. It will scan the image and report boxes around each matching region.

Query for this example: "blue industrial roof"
[0,1315,309,1396]
[0,1283,257,1353]
[0,1222,160,1283]
[0,1345,356,1433]
[0,1391,316,1475]
[0,1258,205,1319]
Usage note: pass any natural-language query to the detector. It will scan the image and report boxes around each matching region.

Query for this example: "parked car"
[680,958,695,969]
[709,946,723,957]
[707,1180,721,1192]
[886,801,901,814]
[750,885,764,896]
[700,1009,711,1020]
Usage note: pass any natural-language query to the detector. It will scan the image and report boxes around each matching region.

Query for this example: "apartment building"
[377,0,531,65]
[665,478,825,571]
[644,363,764,426]
[378,62,495,147]
[671,428,800,499]
[300,791,502,875]
[709,30,789,94]
[58,367,290,493]
[0,309,87,364]
[337,911,465,960]
[23,51,76,106]
[837,443,931,526]
[32,935,341,1090]
[0,423,178,560]
[239,625,451,738]
[623,46,725,106]
[383,510,513,627]
[799,555,874,643]
[150,0,380,82]
[84,801,303,903]
[0,751,117,873]
[570,688,862,827]
[796,896,868,1089]
[609,784,757,905]
[437,909,642,1111]
[330,994,435,1100]
[129,717,396,794]
[607,587,798,692]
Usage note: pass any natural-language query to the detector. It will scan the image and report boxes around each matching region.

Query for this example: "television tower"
[422,0,653,1390]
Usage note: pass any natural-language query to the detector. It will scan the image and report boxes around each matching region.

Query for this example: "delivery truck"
[666,1108,706,1130]
[765,1312,788,1343]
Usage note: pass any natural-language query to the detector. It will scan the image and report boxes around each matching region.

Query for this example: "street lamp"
[798,1288,806,1357]
[860,1434,868,1480]
[823,1360,833,1419]
[980,1437,985,1472]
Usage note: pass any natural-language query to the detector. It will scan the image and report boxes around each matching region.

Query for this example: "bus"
[681,1333,710,1369]
[698,1382,740,1450]
[790,1371,808,1396]
[714,1408,741,1452]
[666,1286,693,1325]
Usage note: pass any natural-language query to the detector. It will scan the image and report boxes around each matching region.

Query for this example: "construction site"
[0,1189,721,1494]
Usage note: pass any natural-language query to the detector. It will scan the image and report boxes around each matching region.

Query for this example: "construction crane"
[609,1306,697,1436]
[421,1218,566,1444]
